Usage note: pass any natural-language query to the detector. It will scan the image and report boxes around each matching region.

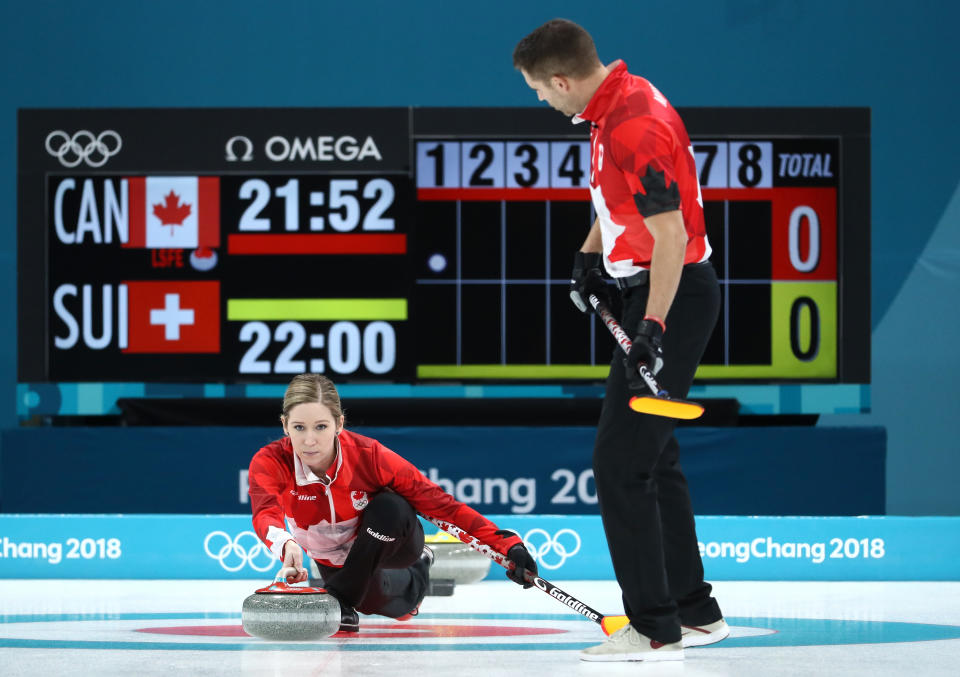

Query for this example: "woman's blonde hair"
[280,374,344,423]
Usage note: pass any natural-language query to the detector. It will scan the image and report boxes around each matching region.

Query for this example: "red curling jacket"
[249,429,521,567]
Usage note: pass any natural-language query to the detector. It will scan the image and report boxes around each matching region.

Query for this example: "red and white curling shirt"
[249,430,521,567]
[574,60,712,277]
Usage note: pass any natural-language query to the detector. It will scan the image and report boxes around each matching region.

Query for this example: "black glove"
[495,530,538,588]
[624,318,665,389]
[569,251,610,314]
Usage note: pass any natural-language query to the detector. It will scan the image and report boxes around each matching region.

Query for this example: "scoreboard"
[17,107,870,387]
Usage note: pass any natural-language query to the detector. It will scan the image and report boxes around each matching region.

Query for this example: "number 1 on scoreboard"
[417,142,461,188]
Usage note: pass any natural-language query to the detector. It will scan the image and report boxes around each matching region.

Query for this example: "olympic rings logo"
[203,530,275,572]
[523,528,581,570]
[45,130,122,167]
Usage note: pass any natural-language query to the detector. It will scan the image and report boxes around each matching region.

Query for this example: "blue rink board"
[0,426,886,516]
[0,515,956,581]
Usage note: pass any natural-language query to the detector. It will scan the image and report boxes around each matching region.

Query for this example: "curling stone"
[242,568,342,641]
[425,531,492,584]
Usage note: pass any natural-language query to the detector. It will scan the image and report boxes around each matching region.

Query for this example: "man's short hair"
[513,19,601,82]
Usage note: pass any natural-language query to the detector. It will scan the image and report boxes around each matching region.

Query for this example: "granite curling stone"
[242,575,342,641]
[425,532,492,584]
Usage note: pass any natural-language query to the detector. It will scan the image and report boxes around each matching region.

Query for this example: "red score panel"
[770,187,837,281]
[702,187,837,281]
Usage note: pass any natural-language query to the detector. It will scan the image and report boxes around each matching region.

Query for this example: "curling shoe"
[338,604,360,633]
[580,624,684,662]
[682,618,730,647]
[396,545,435,621]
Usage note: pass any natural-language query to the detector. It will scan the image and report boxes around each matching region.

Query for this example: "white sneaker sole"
[682,621,730,648]
[580,647,684,662]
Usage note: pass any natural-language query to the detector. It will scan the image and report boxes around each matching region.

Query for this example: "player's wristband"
[643,315,666,333]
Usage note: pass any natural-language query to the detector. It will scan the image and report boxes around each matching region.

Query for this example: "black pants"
[317,492,429,618]
[593,261,723,644]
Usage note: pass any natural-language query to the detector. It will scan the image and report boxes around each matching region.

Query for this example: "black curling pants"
[317,492,429,618]
[593,261,723,644]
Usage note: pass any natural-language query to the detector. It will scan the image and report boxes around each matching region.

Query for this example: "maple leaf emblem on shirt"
[152,191,192,233]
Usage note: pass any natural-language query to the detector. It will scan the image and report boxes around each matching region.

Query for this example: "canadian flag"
[122,280,220,353]
[124,176,219,249]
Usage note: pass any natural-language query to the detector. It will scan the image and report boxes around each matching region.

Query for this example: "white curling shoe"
[682,618,730,647]
[580,623,684,662]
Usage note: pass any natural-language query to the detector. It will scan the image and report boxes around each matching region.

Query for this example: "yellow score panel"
[697,281,837,379]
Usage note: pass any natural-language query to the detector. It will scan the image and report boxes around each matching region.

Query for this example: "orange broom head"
[601,614,630,636]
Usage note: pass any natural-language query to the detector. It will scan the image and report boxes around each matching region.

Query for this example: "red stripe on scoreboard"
[418,188,590,201]
[126,178,146,248]
[198,177,220,248]
[227,233,407,255]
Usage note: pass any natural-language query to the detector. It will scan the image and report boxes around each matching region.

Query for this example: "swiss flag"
[123,280,220,353]
[124,176,220,249]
